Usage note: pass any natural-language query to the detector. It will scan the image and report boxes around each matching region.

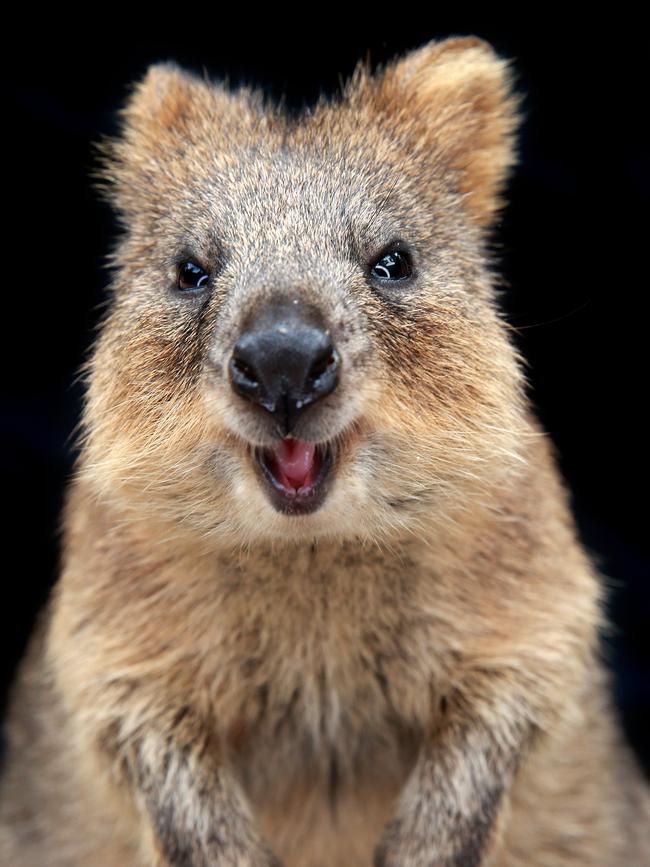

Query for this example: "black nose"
[229,299,340,435]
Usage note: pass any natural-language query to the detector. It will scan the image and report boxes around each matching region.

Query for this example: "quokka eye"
[370,248,413,282]
[177,260,210,292]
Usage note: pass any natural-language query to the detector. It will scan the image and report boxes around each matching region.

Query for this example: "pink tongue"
[270,438,317,490]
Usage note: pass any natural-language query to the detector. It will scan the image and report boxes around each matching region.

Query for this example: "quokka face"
[84,38,528,545]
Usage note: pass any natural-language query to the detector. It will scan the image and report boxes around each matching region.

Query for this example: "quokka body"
[1,36,649,867]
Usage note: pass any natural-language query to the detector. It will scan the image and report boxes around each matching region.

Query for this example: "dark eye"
[370,249,412,282]
[177,260,210,292]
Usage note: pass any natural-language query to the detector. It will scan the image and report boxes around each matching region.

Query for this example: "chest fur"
[198,544,437,810]
[57,531,450,801]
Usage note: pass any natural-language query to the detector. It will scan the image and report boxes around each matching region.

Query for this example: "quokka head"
[82,37,530,546]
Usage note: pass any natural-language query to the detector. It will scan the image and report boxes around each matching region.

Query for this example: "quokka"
[1,35,649,867]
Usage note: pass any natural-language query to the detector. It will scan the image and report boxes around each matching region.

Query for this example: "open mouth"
[252,437,335,515]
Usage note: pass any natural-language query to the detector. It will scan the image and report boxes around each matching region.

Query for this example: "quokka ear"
[349,37,523,230]
[116,62,210,138]
[91,62,218,219]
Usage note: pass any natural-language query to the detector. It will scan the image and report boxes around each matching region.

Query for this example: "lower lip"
[253,442,335,515]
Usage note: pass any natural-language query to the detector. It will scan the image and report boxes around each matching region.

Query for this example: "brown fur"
[1,37,649,866]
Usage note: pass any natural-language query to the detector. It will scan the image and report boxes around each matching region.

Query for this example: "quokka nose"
[228,300,340,436]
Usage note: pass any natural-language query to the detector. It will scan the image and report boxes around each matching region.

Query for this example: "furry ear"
[115,62,210,139]
[91,63,219,219]
[350,37,522,229]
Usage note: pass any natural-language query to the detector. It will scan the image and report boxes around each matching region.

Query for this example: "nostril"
[229,350,262,402]
[308,348,339,385]
[231,356,259,387]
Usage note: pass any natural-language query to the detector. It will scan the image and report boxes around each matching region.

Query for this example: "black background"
[3,16,648,775]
